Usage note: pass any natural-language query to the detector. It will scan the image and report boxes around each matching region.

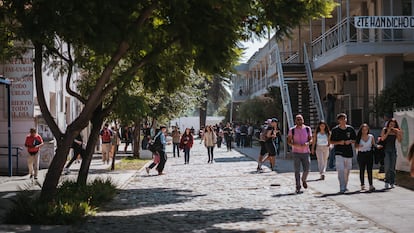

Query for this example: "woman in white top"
[311,120,331,180]
[355,123,376,192]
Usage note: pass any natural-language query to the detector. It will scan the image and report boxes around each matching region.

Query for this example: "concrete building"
[234,0,414,130]
[0,45,83,175]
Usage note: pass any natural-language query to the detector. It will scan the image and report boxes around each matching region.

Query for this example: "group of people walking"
[282,112,405,194]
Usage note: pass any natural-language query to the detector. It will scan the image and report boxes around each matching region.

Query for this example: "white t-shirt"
[358,134,374,152]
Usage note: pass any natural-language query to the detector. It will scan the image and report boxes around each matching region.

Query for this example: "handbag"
[373,145,385,164]
[153,152,160,164]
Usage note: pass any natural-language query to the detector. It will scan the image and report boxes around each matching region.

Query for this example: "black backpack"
[148,132,162,153]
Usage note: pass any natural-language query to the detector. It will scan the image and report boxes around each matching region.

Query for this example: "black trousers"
[65,148,85,169]
[156,151,167,173]
[357,151,374,186]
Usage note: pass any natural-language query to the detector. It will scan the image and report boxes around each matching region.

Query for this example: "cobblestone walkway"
[70,142,391,233]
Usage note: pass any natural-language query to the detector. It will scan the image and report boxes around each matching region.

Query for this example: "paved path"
[68,141,407,233]
[1,140,413,232]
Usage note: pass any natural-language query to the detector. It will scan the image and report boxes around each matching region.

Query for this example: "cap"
[336,113,347,119]
[271,117,279,122]
[266,119,272,124]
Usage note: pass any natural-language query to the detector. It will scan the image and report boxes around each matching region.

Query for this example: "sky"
[239,38,269,63]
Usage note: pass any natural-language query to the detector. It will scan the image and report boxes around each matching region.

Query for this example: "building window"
[402,0,412,16]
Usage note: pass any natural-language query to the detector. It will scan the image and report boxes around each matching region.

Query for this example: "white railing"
[275,44,294,128]
[310,17,413,59]
[303,43,325,122]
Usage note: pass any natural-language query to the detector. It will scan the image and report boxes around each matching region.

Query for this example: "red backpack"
[101,129,112,142]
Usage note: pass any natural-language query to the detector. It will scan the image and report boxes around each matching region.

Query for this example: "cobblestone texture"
[70,142,391,233]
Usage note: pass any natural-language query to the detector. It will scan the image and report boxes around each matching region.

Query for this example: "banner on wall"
[394,109,414,172]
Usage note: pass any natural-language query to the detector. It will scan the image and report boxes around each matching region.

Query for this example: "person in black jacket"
[64,133,85,175]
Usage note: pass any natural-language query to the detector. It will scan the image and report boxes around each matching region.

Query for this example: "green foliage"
[236,86,283,124]
[374,72,414,116]
[4,178,116,225]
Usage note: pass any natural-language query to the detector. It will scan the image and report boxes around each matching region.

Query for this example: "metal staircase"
[275,44,325,129]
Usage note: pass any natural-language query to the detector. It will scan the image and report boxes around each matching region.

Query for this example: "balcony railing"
[310,17,414,60]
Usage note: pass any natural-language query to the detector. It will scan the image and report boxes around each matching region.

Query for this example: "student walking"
[355,123,376,192]
[203,125,217,163]
[155,126,169,175]
[287,115,312,194]
[100,123,113,164]
[311,120,331,180]
[223,123,233,151]
[64,132,85,175]
[180,128,194,164]
[171,126,181,157]
[257,119,271,172]
[330,113,356,194]
[265,118,281,170]
[380,118,402,189]
[24,128,44,180]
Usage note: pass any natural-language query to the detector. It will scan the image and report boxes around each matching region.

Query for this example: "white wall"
[169,116,225,134]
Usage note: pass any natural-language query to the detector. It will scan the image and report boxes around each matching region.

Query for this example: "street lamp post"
[230,81,233,123]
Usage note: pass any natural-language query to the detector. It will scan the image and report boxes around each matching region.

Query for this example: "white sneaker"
[385,183,390,189]
[361,185,366,190]
[390,184,395,189]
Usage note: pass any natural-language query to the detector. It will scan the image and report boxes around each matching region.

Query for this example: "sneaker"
[145,167,150,175]
[295,189,301,194]
[361,185,366,190]
[29,175,33,179]
[34,177,38,180]
[369,185,376,192]
[390,184,395,189]
[385,183,390,189]
[321,175,325,180]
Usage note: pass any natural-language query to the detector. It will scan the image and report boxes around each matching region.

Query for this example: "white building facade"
[0,45,82,175]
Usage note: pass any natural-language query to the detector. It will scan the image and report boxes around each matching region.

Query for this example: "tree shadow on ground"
[317,188,388,198]
[214,156,253,163]
[72,208,267,233]
[100,187,206,211]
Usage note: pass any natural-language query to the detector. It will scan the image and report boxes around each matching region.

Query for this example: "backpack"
[259,126,267,141]
[101,128,112,142]
[148,132,163,153]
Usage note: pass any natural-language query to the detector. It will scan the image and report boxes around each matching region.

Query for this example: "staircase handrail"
[303,43,325,122]
[275,43,294,128]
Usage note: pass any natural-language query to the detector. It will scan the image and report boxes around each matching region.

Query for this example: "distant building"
[234,0,414,129]
[0,45,83,174]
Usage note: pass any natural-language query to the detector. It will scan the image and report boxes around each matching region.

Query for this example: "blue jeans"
[336,155,352,192]
[384,148,397,185]
[184,148,191,164]
[293,153,310,190]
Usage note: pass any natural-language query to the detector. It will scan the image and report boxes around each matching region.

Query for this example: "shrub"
[4,178,116,225]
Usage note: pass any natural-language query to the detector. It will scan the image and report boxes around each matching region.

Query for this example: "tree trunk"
[199,100,208,128]
[77,107,106,185]
[40,137,73,200]
[133,118,142,158]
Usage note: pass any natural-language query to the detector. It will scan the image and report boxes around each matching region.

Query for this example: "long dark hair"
[385,118,400,129]
[356,123,370,144]
[315,120,330,137]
